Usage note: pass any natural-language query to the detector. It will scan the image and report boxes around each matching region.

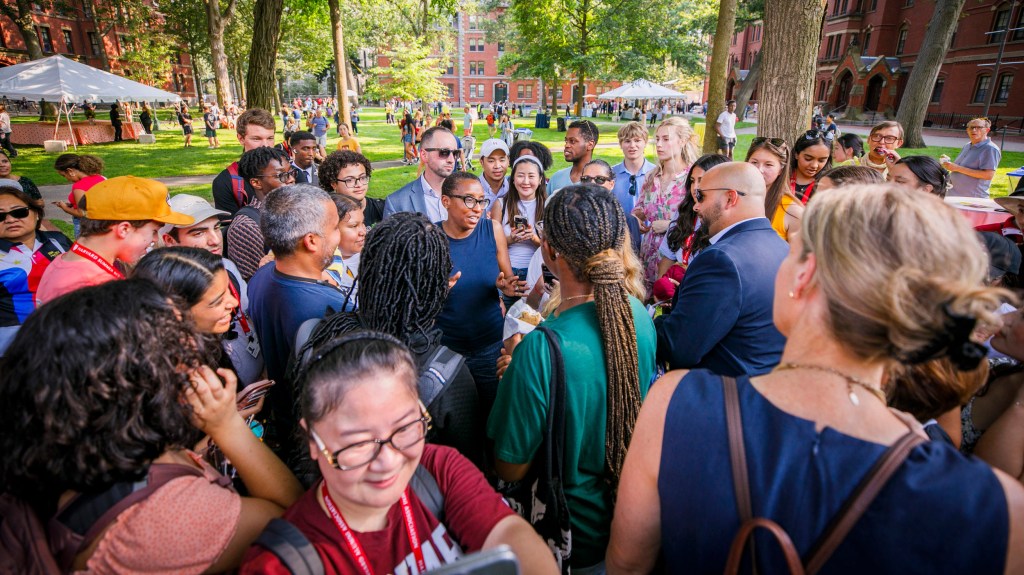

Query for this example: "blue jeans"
[460,339,503,418]
[501,267,529,310]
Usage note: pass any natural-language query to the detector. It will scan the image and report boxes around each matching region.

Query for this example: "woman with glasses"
[491,156,546,308]
[241,332,557,574]
[437,172,521,416]
[864,120,905,177]
[631,116,701,287]
[319,150,384,227]
[746,137,803,242]
[0,185,70,353]
[790,130,834,203]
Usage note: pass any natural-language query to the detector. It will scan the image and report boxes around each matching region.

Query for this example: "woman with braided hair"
[488,185,657,572]
[290,211,484,466]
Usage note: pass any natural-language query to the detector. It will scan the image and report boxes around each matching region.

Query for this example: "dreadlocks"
[544,185,641,484]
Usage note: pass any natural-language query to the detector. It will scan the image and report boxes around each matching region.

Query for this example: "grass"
[9,106,1022,199]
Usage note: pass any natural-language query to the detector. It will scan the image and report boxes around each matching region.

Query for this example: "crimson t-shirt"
[241,445,515,574]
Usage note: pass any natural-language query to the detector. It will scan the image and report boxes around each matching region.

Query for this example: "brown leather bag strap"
[724,518,807,575]
[723,376,752,522]
[803,430,926,574]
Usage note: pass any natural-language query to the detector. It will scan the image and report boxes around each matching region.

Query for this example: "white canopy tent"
[598,79,686,100]
[0,55,181,148]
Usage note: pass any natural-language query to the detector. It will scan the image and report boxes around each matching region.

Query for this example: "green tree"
[162,0,212,101]
[0,0,44,59]
[703,0,739,153]
[205,0,240,107]
[365,43,446,102]
[244,0,284,110]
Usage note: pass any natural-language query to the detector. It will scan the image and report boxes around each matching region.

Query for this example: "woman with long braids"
[488,185,657,572]
[290,212,484,466]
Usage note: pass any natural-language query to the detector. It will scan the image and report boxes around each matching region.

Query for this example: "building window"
[88,31,101,55]
[470,85,478,98]
[477,84,485,98]
[468,15,478,29]
[832,34,843,58]
[469,62,477,75]
[904,0,913,6]
[930,78,944,103]
[497,41,504,52]
[863,30,871,54]
[36,27,53,53]
[825,36,835,59]
[446,63,454,75]
[1014,8,1024,41]
[973,75,992,104]
[896,27,908,54]
[990,9,1010,44]
[62,29,74,53]
[995,73,1013,103]
[446,84,454,99]
[526,85,533,99]
[818,80,827,100]
[517,84,524,98]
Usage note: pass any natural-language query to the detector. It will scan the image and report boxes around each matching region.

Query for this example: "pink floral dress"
[635,168,689,288]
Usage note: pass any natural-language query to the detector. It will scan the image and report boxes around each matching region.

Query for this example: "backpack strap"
[723,376,751,523]
[535,325,567,480]
[254,518,325,575]
[409,465,445,524]
[418,345,466,408]
[226,162,247,209]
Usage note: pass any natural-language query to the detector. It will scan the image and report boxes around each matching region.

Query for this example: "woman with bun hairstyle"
[609,184,1024,573]
[888,155,951,198]
[832,133,865,166]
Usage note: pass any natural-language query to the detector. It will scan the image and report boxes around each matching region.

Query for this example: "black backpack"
[253,466,445,575]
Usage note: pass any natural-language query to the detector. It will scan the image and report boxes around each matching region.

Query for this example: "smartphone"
[541,264,555,285]
[513,215,527,231]
[423,545,520,575]
[236,379,275,412]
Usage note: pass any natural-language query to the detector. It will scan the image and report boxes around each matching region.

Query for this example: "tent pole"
[66,100,78,150]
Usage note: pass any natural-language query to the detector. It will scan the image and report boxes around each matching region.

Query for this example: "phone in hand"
[236,379,275,412]
[513,215,527,231]
[542,264,555,286]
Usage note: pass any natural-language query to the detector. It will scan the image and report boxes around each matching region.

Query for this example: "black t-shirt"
[363,197,386,227]
[212,167,256,216]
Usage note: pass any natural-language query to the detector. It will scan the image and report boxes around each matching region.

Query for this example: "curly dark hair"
[318,150,373,193]
[0,279,214,509]
[238,146,290,182]
[509,140,554,170]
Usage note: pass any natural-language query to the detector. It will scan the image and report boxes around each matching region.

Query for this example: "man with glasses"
[864,120,904,177]
[227,146,296,280]
[611,121,656,213]
[945,117,1001,199]
[655,162,787,376]
[384,126,459,222]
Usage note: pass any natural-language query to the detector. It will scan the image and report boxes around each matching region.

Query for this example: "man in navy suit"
[655,162,787,376]
[383,126,458,223]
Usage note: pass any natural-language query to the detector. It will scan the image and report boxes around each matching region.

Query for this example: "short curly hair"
[0,279,214,507]
[318,150,373,193]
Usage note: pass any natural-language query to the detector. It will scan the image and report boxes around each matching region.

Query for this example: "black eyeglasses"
[0,207,30,222]
[310,409,432,471]
[424,148,456,158]
[336,175,370,187]
[628,174,637,196]
[693,188,747,203]
[803,129,835,142]
[751,137,787,148]
[447,193,491,210]
[580,175,612,185]
[869,133,900,145]
[257,168,298,181]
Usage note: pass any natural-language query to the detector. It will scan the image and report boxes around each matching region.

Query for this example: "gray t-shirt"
[223,258,264,387]
[949,138,1001,199]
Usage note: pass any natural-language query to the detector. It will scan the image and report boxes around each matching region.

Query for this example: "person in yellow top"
[745,137,802,241]
[335,123,361,154]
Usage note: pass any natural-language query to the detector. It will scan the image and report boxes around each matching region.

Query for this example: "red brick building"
[720,1,1024,129]
[0,2,196,100]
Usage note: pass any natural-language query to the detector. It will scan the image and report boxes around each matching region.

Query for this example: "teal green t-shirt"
[486,296,657,568]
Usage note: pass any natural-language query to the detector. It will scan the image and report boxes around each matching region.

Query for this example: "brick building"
[719,0,1024,129]
[0,2,196,100]
[379,10,621,108]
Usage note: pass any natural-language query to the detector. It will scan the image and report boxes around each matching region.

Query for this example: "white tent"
[0,55,181,148]
[598,79,686,100]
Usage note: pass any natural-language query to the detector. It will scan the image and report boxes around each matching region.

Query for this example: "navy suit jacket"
[655,217,787,376]
[383,178,427,219]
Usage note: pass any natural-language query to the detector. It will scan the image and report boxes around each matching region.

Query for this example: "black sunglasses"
[424,147,456,158]
[580,175,612,185]
[693,188,747,203]
[628,174,637,196]
[803,129,835,142]
[0,207,30,222]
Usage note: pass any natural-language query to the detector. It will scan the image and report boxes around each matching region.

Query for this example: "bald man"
[655,162,788,375]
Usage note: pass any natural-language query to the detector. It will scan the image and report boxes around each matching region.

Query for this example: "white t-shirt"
[501,198,539,269]
[716,111,737,139]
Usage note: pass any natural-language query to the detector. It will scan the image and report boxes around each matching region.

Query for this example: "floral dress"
[635,169,689,287]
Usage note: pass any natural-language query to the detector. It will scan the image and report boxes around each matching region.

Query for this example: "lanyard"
[70,243,124,280]
[790,174,815,204]
[226,280,251,334]
[321,482,426,575]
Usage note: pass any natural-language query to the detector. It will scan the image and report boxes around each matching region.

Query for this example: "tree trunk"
[895,0,965,148]
[206,0,236,108]
[190,51,204,102]
[551,78,560,117]
[540,78,547,111]
[703,0,739,153]
[345,55,358,98]
[0,0,44,60]
[734,50,762,117]
[760,0,827,145]
[329,0,351,130]
[245,0,284,111]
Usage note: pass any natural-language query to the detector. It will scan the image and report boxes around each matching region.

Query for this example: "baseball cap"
[159,194,229,237]
[480,139,509,159]
[83,176,194,225]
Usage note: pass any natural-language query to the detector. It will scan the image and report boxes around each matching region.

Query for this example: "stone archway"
[864,74,885,112]
[834,70,853,110]
[726,78,736,100]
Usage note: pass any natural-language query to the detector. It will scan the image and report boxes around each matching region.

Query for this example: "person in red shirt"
[35,176,193,305]
[241,332,558,574]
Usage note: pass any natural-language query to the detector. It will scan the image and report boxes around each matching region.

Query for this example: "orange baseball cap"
[83,176,194,225]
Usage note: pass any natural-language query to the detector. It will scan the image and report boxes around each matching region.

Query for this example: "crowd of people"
[1,100,1023,575]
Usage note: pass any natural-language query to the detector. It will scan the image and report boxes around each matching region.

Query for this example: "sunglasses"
[628,174,637,196]
[751,137,787,148]
[693,188,747,203]
[580,175,612,185]
[0,207,30,222]
[424,147,456,158]
[803,129,835,142]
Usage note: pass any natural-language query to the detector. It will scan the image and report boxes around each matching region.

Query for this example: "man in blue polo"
[610,121,656,213]
[945,117,1001,199]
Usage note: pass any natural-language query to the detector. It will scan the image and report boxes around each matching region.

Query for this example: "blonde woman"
[631,116,700,286]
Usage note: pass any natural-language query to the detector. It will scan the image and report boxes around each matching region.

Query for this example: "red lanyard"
[226,280,251,334]
[790,174,815,204]
[70,243,124,279]
[321,482,426,575]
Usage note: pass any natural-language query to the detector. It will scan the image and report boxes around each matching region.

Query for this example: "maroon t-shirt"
[241,445,514,574]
